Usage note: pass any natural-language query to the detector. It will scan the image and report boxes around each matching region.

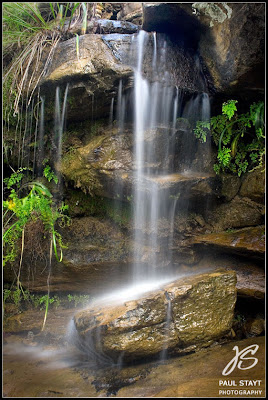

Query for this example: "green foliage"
[81,3,88,35]
[217,147,231,167]
[2,3,85,57]
[67,294,91,307]
[3,288,61,312]
[193,120,210,143]
[169,193,180,200]
[3,289,12,304]
[12,288,22,306]
[3,167,70,266]
[37,294,61,310]
[194,100,265,176]
[222,99,238,120]
[3,287,31,309]
[3,167,29,189]
[43,165,58,184]
[3,3,52,56]
[3,288,91,313]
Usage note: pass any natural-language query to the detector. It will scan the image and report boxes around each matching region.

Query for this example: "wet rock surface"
[197,3,265,96]
[3,213,133,294]
[3,327,265,398]
[73,270,237,360]
[61,216,130,265]
[227,264,265,301]
[192,225,265,259]
[60,125,219,201]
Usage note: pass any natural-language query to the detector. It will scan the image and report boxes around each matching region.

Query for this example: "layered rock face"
[73,270,237,360]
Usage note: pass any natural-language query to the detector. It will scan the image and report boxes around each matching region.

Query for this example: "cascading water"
[54,84,69,167]
[53,84,69,192]
[85,28,211,316]
[130,30,211,282]
[109,96,114,129]
[36,95,45,176]
[129,30,211,360]
[70,30,211,365]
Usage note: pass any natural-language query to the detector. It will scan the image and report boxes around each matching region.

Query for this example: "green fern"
[194,100,265,176]
[3,167,70,266]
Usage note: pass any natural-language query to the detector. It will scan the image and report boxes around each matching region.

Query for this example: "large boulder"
[73,270,237,361]
[216,174,242,201]
[59,126,133,197]
[142,3,265,96]
[39,34,133,122]
[196,3,265,95]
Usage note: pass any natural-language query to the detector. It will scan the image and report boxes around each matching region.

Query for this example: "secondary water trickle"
[53,84,69,191]
[109,96,115,128]
[36,95,45,176]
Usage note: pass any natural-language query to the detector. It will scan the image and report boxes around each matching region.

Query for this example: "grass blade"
[81,2,87,35]
[75,33,79,60]
[49,2,56,19]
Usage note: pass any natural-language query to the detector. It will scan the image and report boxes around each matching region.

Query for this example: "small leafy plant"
[67,293,91,307]
[3,167,70,266]
[43,164,58,183]
[3,166,70,330]
[3,289,91,314]
[194,100,265,176]
[3,288,61,313]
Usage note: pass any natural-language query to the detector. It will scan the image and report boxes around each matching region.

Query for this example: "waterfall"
[133,31,150,280]
[116,80,122,125]
[54,84,69,188]
[36,96,45,176]
[128,30,211,285]
[109,96,114,128]
[152,31,157,69]
[132,31,187,281]
[71,30,211,365]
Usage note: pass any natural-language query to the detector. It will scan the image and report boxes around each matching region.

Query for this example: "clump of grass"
[2,3,91,123]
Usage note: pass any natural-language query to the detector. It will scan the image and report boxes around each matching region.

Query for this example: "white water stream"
[130,31,210,283]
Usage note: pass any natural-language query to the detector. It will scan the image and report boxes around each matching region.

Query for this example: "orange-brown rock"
[73,270,237,360]
[192,225,265,258]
